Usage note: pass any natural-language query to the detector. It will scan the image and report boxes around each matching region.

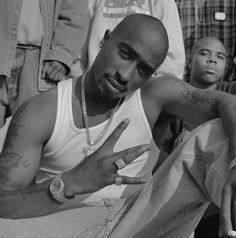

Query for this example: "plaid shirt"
[175,0,236,81]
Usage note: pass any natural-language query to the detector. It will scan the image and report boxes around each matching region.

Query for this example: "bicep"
[0,145,42,191]
[161,78,219,126]
[0,101,49,191]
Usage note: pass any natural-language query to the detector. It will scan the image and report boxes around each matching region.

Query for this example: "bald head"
[110,14,169,69]
[91,14,170,100]
[191,36,226,57]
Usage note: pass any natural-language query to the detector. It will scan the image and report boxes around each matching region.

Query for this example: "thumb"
[42,61,50,78]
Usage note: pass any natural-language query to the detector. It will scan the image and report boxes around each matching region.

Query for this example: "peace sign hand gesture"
[62,119,151,198]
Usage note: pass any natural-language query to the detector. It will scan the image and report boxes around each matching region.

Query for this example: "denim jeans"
[0,46,41,128]
[0,119,230,238]
[110,118,229,238]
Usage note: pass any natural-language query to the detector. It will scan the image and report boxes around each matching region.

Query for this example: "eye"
[138,65,152,78]
[119,47,131,59]
[200,50,208,56]
[217,54,225,60]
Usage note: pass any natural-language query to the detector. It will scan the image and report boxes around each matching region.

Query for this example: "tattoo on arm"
[0,151,30,190]
[0,180,53,219]
[4,101,28,149]
[180,81,219,115]
[0,102,30,190]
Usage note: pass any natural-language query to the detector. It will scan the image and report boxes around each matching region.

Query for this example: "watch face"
[53,179,62,191]
[50,174,72,203]
[50,178,63,195]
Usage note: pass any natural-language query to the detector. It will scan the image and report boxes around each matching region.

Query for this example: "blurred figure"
[0,0,88,128]
[71,0,185,80]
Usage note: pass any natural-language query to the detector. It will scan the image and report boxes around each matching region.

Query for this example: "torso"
[36,78,160,208]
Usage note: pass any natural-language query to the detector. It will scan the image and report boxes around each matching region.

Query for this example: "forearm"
[0,180,61,219]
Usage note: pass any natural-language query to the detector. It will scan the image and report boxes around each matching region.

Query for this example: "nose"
[117,61,136,83]
[207,55,217,64]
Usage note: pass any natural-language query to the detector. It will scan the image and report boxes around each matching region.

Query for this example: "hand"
[42,60,69,82]
[220,166,236,237]
[63,119,151,197]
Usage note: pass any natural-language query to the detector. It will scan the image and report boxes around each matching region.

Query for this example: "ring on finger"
[115,158,126,170]
[114,174,122,186]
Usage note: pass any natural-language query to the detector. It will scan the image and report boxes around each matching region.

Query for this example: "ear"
[99,29,112,48]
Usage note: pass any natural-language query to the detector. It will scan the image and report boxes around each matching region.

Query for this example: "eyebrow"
[119,42,156,72]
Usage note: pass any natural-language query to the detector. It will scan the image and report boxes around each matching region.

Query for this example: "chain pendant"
[83,144,96,156]
[81,72,122,157]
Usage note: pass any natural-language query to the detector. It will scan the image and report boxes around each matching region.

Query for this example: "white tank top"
[36,79,159,205]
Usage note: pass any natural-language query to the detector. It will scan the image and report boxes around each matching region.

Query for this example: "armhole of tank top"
[136,89,153,139]
[136,89,160,153]
[44,80,72,147]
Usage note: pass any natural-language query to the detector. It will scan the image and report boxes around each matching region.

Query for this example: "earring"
[99,38,104,48]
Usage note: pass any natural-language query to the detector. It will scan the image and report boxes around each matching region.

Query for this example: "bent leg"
[110,118,230,238]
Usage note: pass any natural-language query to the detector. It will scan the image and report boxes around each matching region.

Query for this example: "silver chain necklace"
[81,72,122,156]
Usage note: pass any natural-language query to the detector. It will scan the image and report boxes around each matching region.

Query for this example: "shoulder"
[10,87,58,144]
[142,74,185,101]
[140,74,180,127]
[141,74,193,125]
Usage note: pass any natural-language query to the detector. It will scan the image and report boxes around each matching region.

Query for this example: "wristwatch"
[49,173,74,203]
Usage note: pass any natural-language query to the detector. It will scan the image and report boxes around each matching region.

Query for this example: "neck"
[190,79,217,90]
[84,70,121,110]
[79,71,122,118]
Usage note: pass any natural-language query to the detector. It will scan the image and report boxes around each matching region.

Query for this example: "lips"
[205,68,216,74]
[106,75,126,93]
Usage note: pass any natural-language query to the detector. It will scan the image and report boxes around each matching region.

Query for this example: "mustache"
[104,73,128,92]
[105,73,128,86]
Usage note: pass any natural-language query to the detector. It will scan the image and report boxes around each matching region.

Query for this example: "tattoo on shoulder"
[180,82,218,115]
[4,101,28,149]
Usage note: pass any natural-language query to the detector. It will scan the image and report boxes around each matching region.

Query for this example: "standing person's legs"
[0,46,41,150]
[10,46,41,115]
[109,118,230,238]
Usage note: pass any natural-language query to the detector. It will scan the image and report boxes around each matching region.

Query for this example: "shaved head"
[110,14,169,69]
[90,14,170,100]
[191,36,226,57]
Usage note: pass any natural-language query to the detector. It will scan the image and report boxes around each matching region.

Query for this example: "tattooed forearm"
[0,151,30,190]
[4,101,28,149]
[0,180,58,219]
[180,82,219,115]
[0,181,48,198]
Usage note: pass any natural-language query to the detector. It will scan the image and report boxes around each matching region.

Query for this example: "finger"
[118,175,147,185]
[114,144,151,165]
[42,62,49,78]
[220,184,233,237]
[46,66,65,81]
[101,119,129,150]
[53,71,67,82]
[47,66,61,80]
[44,66,54,80]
